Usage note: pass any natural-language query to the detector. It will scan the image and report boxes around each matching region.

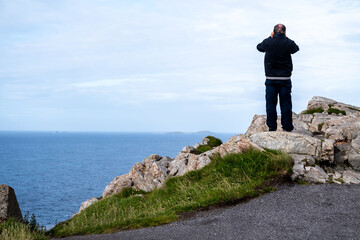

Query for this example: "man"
[257,24,299,132]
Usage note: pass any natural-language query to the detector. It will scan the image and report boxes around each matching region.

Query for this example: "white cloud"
[0,0,359,132]
[72,79,147,88]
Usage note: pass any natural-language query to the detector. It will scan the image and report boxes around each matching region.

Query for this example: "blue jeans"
[265,79,294,132]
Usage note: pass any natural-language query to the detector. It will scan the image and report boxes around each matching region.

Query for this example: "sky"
[1,0,360,133]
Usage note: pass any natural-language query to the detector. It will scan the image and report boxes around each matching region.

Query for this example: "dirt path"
[54,184,360,240]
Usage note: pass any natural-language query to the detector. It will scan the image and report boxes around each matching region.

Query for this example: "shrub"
[318,122,325,132]
[302,107,324,114]
[195,136,223,154]
[204,136,222,148]
[328,108,346,115]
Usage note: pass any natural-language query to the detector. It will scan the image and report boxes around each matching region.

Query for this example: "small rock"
[134,194,145,199]
[333,179,342,184]
[292,158,305,175]
[291,172,299,181]
[181,146,197,154]
[193,142,200,148]
[79,197,100,213]
[202,137,210,145]
[304,165,329,183]
[342,170,360,184]
[333,171,342,179]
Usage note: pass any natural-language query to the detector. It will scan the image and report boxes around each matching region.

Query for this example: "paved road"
[55,184,360,240]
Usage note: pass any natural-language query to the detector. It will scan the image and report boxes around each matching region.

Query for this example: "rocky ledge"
[79,96,360,213]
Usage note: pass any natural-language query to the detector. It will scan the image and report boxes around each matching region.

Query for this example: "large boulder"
[168,152,210,177]
[0,185,23,223]
[245,96,360,183]
[306,96,360,116]
[102,154,173,197]
[249,132,322,159]
[168,134,262,177]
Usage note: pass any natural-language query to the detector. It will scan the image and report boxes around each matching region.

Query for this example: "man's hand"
[270,31,275,38]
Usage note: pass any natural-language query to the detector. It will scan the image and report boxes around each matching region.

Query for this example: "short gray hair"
[274,24,286,34]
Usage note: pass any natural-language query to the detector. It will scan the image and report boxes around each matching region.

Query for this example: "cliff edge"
[79,96,360,212]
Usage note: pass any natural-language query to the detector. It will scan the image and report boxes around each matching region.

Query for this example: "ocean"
[0,131,235,229]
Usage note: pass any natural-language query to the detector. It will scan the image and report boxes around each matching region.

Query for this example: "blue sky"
[1,0,360,133]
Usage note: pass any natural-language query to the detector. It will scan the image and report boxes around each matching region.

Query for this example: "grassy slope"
[0,218,47,240]
[50,149,292,238]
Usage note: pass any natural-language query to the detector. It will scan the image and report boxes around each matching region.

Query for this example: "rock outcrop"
[0,185,23,223]
[102,154,173,197]
[246,96,360,183]
[79,96,360,213]
[102,135,259,199]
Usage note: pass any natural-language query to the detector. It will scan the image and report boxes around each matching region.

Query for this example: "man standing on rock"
[257,24,299,132]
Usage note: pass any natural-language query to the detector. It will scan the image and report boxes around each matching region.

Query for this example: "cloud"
[72,79,147,88]
[0,0,360,132]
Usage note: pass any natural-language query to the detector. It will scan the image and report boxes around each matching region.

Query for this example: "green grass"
[0,218,47,240]
[204,136,223,148]
[328,107,346,115]
[195,145,212,153]
[195,136,223,154]
[347,107,360,112]
[318,122,325,132]
[49,149,292,238]
[302,107,324,114]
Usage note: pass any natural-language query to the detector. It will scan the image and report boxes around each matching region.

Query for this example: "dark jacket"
[257,33,299,79]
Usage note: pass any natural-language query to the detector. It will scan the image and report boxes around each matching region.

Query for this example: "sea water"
[0,131,235,229]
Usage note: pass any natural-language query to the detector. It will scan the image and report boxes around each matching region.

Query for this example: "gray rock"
[102,155,174,198]
[181,146,198,154]
[306,96,360,116]
[342,170,360,184]
[334,142,360,170]
[0,185,22,223]
[245,114,270,136]
[293,161,305,175]
[193,142,200,149]
[102,173,133,198]
[291,154,317,177]
[202,137,210,145]
[291,154,315,166]
[168,150,214,177]
[78,197,100,213]
[304,165,329,183]
[306,96,337,112]
[321,139,334,163]
[249,132,322,159]
[290,171,300,181]
[168,134,261,177]
[128,155,173,192]
[214,134,263,158]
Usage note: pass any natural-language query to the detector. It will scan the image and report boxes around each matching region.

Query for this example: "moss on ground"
[328,108,346,115]
[302,107,324,114]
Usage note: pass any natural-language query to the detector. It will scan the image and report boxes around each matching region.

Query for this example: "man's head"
[273,24,286,34]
